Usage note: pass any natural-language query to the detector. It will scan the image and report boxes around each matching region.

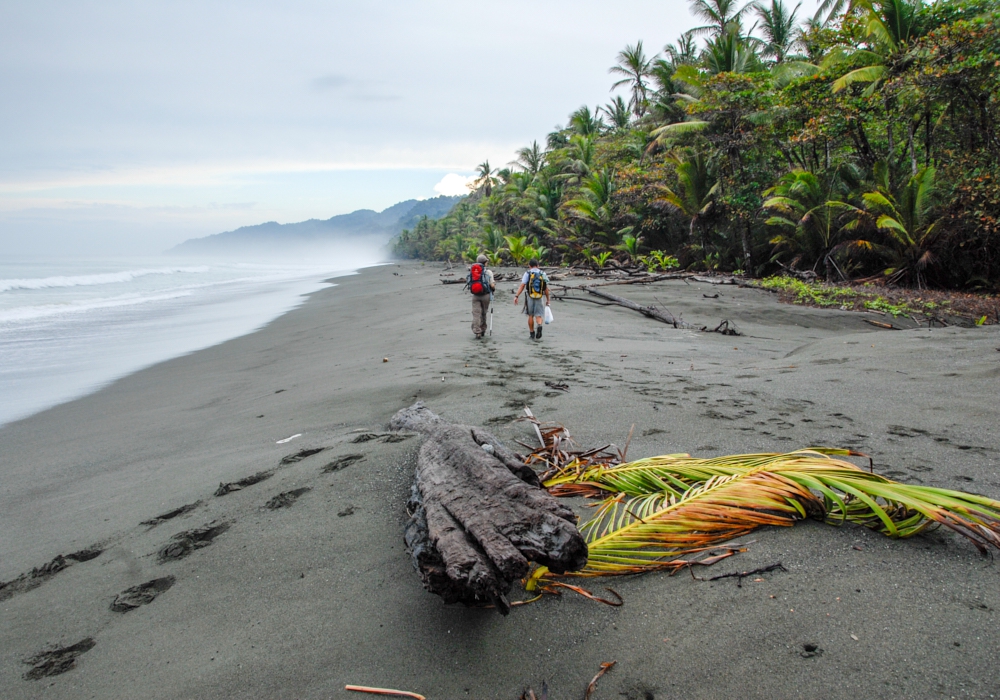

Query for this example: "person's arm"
[513,282,525,305]
[544,273,551,304]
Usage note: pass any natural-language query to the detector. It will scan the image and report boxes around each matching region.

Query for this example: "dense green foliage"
[393,0,1000,288]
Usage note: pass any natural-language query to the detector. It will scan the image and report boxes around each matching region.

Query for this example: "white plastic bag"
[543,305,554,325]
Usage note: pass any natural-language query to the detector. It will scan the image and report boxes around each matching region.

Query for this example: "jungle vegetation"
[392,0,1000,289]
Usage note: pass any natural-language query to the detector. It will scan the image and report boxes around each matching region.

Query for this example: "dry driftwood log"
[391,402,587,615]
[584,287,682,325]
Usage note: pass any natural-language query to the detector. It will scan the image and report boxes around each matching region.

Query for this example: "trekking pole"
[488,290,494,336]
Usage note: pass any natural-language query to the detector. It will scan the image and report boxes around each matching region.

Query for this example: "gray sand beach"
[2,262,999,699]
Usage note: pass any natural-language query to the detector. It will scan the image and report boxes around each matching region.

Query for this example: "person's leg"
[534,315,543,338]
[472,296,486,336]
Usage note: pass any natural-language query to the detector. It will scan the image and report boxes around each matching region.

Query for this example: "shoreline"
[0,263,366,428]
[2,261,999,699]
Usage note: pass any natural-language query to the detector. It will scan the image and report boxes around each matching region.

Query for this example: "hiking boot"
[529,329,536,339]
[535,326,542,339]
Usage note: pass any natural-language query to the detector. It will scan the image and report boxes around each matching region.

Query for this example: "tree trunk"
[392,403,587,615]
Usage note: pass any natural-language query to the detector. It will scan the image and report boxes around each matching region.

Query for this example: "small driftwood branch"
[863,319,901,330]
[392,402,587,616]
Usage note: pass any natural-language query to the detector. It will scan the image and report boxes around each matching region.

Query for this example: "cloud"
[433,173,475,197]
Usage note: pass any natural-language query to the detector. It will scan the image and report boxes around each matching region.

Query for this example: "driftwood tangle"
[391,402,587,615]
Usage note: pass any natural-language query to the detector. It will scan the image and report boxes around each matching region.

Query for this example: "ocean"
[0,255,378,426]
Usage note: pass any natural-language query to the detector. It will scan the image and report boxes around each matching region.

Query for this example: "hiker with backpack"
[468,253,495,339]
[512,259,550,340]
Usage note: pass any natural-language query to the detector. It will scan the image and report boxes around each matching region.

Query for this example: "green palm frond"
[529,449,1000,587]
[832,64,887,92]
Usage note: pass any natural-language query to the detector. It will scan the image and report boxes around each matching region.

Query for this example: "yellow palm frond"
[529,449,1000,588]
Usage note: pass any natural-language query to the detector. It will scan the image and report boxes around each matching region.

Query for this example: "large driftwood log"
[584,287,682,325]
[391,402,587,615]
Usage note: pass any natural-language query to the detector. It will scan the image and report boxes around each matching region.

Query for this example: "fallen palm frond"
[527,448,1000,589]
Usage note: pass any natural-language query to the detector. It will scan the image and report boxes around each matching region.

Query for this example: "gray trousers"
[472,294,491,335]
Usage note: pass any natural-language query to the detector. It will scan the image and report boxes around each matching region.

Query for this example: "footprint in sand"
[0,547,103,602]
[264,488,311,509]
[141,501,201,527]
[279,447,326,465]
[215,470,273,496]
[157,522,229,562]
[22,638,96,680]
[321,454,366,473]
[111,576,176,612]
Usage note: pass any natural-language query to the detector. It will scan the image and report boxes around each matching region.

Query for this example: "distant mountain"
[168,195,462,256]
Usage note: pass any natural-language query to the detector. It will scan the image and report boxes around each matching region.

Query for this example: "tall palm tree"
[474,160,498,197]
[755,0,802,63]
[656,149,719,250]
[702,22,762,74]
[514,141,546,175]
[609,41,655,117]
[688,0,752,36]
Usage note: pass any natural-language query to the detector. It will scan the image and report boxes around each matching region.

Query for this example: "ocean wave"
[0,290,194,324]
[0,266,210,293]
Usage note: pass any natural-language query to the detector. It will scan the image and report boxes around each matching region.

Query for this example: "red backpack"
[468,263,489,295]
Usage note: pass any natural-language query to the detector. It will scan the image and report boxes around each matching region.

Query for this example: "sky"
[0,0,817,256]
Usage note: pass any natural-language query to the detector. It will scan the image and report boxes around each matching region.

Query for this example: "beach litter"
[276,433,301,444]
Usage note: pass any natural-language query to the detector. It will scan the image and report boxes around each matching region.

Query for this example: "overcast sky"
[0,0,816,255]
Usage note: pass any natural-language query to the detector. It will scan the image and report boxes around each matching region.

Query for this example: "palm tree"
[762,169,850,279]
[702,22,763,74]
[688,0,752,36]
[830,0,922,94]
[474,160,498,197]
[609,41,655,117]
[514,141,546,175]
[844,165,942,287]
[563,169,630,246]
[600,96,632,131]
[655,148,719,250]
[526,176,564,235]
[755,0,802,63]
[664,33,699,66]
[555,134,597,186]
[568,105,604,137]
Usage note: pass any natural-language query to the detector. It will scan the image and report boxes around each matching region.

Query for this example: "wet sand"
[1,262,999,699]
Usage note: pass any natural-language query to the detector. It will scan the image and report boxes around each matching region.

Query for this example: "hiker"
[468,253,495,339]
[513,259,550,340]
